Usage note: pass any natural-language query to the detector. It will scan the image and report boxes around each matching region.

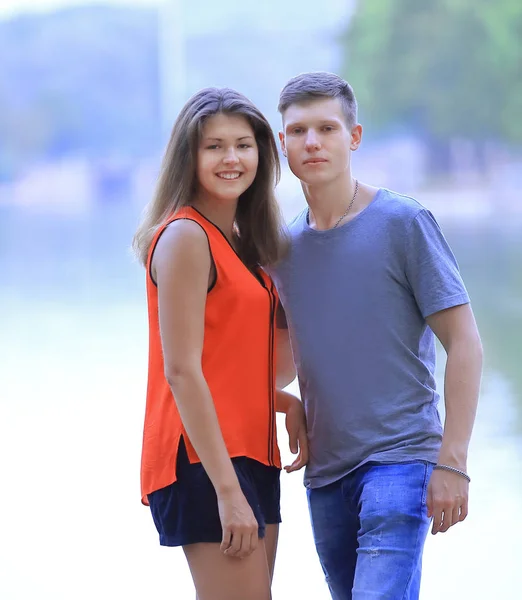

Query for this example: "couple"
[133,72,483,600]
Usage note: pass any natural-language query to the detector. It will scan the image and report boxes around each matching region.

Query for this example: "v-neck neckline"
[187,205,269,289]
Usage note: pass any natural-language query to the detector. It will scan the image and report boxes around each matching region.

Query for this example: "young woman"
[133,87,307,600]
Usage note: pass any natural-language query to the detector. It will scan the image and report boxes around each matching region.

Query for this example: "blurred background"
[0,0,521,598]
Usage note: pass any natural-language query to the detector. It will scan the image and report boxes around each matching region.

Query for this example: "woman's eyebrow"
[203,135,255,141]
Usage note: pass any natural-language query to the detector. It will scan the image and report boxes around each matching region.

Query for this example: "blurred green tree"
[341,0,522,172]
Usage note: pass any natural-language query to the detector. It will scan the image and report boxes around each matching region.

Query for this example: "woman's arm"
[153,219,258,558]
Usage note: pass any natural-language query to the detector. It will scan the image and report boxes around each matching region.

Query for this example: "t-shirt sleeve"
[405,209,470,318]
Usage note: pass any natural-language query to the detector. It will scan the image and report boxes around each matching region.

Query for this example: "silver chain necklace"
[332,179,359,228]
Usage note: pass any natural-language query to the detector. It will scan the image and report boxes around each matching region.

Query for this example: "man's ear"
[278,131,287,156]
[350,124,363,151]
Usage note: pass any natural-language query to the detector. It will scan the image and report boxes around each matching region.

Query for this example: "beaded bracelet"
[434,464,471,482]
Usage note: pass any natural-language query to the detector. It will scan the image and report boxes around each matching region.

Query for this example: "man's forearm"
[276,388,301,413]
[438,338,483,469]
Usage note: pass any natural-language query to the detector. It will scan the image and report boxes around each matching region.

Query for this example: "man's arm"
[276,388,308,473]
[274,302,307,471]
[275,302,296,388]
[426,303,483,534]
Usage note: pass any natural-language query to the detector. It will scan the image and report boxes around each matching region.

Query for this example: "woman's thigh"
[184,541,272,600]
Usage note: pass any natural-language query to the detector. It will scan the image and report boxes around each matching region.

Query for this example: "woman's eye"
[238,144,252,149]
[206,145,220,150]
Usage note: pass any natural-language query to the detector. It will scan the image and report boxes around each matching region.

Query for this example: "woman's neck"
[191,195,238,244]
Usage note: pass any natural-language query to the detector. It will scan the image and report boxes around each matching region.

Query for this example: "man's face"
[279,97,361,186]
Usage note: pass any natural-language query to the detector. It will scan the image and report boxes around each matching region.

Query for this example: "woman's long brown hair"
[132,87,285,269]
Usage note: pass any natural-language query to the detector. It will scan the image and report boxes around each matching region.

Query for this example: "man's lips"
[303,158,327,164]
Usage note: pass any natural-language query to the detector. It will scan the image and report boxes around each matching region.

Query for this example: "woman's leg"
[263,524,279,583]
[184,541,272,600]
[193,526,277,600]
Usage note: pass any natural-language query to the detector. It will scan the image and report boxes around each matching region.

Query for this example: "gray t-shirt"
[270,188,470,489]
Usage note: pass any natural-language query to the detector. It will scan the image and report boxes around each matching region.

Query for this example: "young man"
[271,72,483,600]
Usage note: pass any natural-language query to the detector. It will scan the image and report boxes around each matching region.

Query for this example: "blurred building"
[159,0,356,132]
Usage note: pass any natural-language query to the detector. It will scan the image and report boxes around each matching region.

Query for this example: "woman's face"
[196,113,259,205]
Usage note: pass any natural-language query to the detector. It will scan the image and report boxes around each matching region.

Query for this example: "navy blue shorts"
[148,438,281,547]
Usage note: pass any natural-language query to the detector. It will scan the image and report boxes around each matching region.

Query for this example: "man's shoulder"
[269,208,307,278]
[286,207,308,236]
[371,188,436,237]
[378,188,427,220]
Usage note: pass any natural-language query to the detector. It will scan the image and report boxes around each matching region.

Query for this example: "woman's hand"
[218,486,259,558]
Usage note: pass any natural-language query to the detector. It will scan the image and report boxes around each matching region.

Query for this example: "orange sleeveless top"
[140,206,281,504]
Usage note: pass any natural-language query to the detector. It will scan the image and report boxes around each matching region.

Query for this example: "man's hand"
[283,394,308,473]
[426,468,469,534]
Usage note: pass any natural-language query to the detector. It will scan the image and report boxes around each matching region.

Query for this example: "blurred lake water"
[1,181,521,599]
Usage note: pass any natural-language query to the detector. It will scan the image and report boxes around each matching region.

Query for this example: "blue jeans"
[307,461,434,600]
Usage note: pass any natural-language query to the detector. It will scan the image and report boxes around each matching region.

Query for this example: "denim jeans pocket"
[421,461,435,507]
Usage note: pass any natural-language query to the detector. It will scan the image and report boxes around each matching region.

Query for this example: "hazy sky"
[0,0,353,29]
[0,0,159,20]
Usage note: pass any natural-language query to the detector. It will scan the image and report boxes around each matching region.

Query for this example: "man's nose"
[305,131,321,151]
